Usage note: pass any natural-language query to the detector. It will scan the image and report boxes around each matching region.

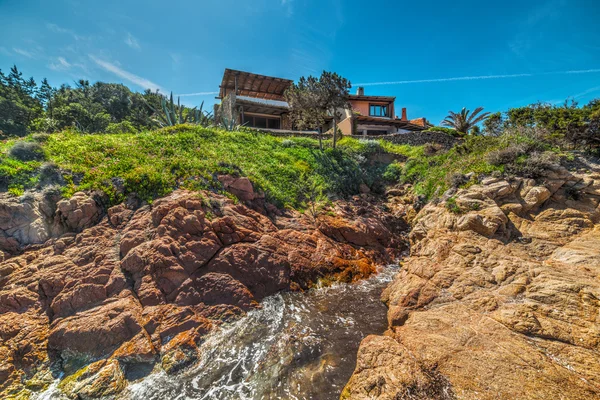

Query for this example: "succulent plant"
[152,92,213,127]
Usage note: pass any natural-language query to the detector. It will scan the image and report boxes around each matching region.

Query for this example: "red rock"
[0,189,402,397]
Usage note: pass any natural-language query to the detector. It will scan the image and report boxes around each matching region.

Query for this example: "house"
[216,69,294,130]
[215,68,429,135]
[337,87,429,135]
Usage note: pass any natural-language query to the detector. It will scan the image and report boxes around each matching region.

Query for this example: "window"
[243,114,281,129]
[366,130,389,136]
[369,104,388,117]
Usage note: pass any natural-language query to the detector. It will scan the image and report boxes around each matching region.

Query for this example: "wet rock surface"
[0,187,405,398]
[343,160,600,400]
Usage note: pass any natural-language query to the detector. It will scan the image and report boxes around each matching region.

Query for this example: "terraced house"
[216,68,430,135]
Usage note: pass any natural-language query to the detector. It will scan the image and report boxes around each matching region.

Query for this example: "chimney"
[401,107,407,121]
[356,87,364,96]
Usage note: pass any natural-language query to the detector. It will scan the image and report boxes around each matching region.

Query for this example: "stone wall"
[349,131,461,149]
[245,128,460,149]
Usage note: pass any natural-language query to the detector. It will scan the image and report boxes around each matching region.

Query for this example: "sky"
[1,0,599,124]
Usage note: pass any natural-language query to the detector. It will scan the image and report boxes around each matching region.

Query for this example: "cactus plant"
[151,92,213,127]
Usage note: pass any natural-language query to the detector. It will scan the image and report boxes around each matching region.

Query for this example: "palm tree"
[442,107,490,134]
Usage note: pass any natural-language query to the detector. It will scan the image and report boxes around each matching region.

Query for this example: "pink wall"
[350,99,395,118]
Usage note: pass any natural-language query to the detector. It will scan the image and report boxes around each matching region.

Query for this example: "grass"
[0,125,414,208]
[0,124,572,207]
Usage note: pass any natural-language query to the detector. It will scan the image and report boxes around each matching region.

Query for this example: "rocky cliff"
[343,159,600,399]
[0,179,406,399]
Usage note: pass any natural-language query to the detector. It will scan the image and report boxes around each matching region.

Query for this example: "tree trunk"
[332,115,337,149]
[318,127,323,151]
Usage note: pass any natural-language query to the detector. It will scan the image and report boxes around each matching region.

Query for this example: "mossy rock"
[58,359,126,399]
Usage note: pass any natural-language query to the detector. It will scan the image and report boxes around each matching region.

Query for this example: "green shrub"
[30,118,60,134]
[449,173,469,188]
[424,126,463,137]
[445,197,463,214]
[8,186,24,197]
[105,121,138,134]
[281,139,295,148]
[383,162,403,182]
[31,133,51,143]
[9,141,46,162]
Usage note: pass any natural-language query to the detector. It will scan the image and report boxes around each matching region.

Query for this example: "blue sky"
[1,0,599,124]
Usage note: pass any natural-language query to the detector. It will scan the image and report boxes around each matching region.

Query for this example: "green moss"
[445,197,463,214]
[57,363,90,392]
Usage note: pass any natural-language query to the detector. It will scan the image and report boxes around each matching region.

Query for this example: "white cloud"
[124,33,141,50]
[12,48,35,58]
[46,22,89,41]
[89,55,164,92]
[49,57,72,71]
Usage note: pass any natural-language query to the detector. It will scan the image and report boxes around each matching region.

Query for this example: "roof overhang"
[237,97,289,116]
[218,68,293,101]
[349,94,396,102]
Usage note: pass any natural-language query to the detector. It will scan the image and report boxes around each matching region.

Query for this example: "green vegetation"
[2,65,599,209]
[0,65,210,137]
[285,70,351,149]
[442,107,491,134]
[1,126,414,207]
[154,92,212,127]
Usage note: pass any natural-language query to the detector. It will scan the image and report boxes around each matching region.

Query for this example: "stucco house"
[215,68,429,135]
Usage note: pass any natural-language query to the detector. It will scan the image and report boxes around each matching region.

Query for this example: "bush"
[31,133,51,143]
[424,126,463,137]
[281,139,295,148]
[8,141,46,162]
[30,117,61,134]
[445,197,463,214]
[486,145,525,166]
[358,139,383,153]
[38,162,64,187]
[383,162,403,182]
[449,173,469,188]
[483,112,504,136]
[507,151,560,179]
[105,120,138,134]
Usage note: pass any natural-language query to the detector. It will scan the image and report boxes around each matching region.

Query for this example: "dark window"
[242,114,281,129]
[254,117,267,128]
[369,104,388,117]
[366,130,388,136]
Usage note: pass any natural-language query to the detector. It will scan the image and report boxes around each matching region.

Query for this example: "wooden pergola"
[218,69,293,101]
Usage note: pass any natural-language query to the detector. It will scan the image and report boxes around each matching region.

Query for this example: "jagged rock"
[522,186,551,211]
[59,359,126,399]
[218,175,263,201]
[0,189,404,398]
[344,165,600,399]
[0,190,103,254]
[341,335,454,400]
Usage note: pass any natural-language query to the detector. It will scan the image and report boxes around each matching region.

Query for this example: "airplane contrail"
[175,68,600,94]
[355,68,600,87]
[177,91,219,97]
